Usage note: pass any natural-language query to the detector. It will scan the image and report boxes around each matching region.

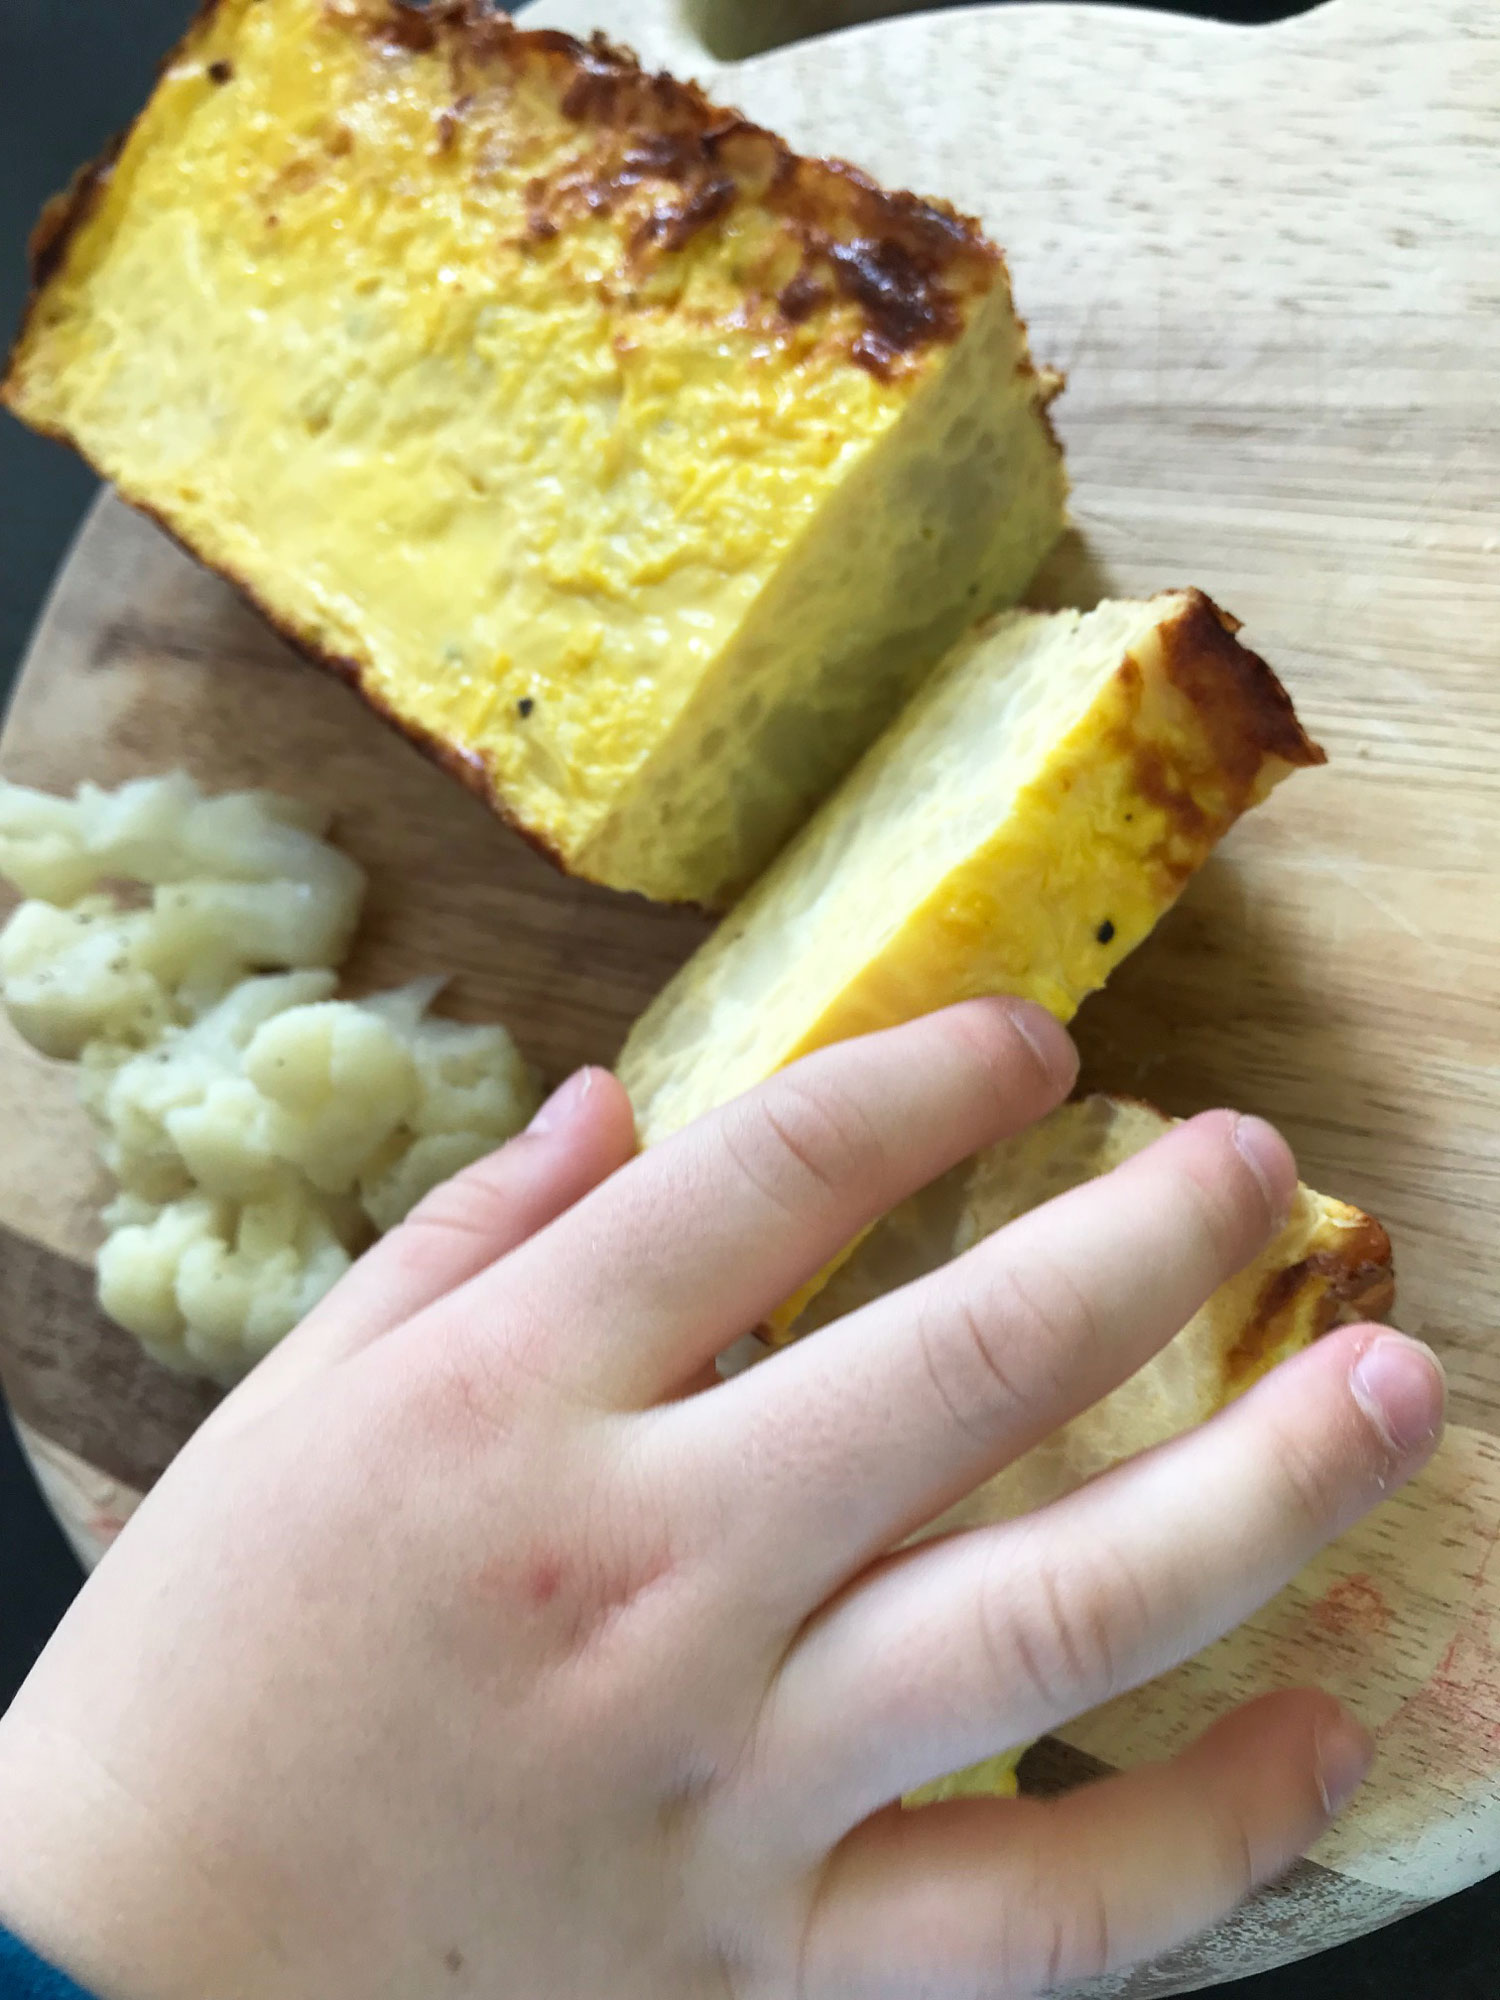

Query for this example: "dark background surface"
[0,2,1494,1991]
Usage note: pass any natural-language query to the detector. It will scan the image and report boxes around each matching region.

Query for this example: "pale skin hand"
[0,1001,1446,2000]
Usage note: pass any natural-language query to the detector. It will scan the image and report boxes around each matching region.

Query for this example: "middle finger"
[665,1108,1295,1609]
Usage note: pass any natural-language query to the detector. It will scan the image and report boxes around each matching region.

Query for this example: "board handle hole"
[684,0,1328,63]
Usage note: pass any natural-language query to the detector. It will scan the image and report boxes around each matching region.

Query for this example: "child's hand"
[0,1001,1443,2000]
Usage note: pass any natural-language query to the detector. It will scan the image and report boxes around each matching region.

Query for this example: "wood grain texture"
[1,0,1497,1986]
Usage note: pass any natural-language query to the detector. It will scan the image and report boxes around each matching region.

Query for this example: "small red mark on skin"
[472,1552,564,1610]
[526,1558,564,1607]
[1311,1573,1391,1640]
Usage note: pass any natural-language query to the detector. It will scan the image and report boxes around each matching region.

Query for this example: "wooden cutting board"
[2,0,1497,1989]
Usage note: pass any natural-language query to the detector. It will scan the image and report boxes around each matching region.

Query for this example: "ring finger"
[753,1321,1443,1849]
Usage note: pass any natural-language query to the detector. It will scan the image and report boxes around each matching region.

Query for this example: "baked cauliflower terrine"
[4,0,1067,906]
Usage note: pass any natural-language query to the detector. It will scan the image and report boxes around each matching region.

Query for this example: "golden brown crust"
[5,0,225,377]
[1157,586,1326,779]
[1223,1210,1394,1390]
[16,0,239,307]
[5,0,1003,393]
[1097,588,1325,893]
[25,149,122,297]
[384,0,1000,378]
[959,1093,1395,1404]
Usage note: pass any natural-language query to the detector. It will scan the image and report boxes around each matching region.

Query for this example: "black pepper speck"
[1096,919,1115,945]
[517,697,535,719]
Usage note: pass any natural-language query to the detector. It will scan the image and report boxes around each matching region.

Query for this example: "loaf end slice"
[620,591,1324,1150]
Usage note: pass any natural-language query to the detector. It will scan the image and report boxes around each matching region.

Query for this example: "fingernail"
[1350,1333,1447,1460]
[1316,1708,1375,1818]
[1006,1000,1079,1093]
[1231,1114,1296,1225]
[527,1067,596,1137]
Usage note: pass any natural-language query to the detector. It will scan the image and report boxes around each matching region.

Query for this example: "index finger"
[395,1000,1078,1407]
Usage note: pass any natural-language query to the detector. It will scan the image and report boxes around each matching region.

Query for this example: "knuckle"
[737,1076,887,1209]
[991,1849,1115,1995]
[996,1542,1150,1718]
[1005,1253,1104,1372]
[1036,1879,1115,1991]
[932,1250,1099,1423]
[401,1151,513,1242]
[915,1284,1029,1447]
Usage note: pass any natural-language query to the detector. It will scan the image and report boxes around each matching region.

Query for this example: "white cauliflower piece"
[0,774,364,1055]
[87,976,536,1378]
[98,1185,353,1384]
[96,1194,229,1362]
[0,781,117,903]
[89,973,336,1203]
[243,1001,418,1193]
[0,775,541,1384]
[0,772,355,901]
[407,1013,543,1140]
[0,897,169,1057]
[173,1186,354,1380]
[355,991,543,1228]
[141,875,363,1000]
[164,1078,282,1202]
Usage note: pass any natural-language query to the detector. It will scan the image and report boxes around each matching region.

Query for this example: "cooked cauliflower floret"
[173,1185,355,1378]
[362,980,543,1139]
[1,775,540,1384]
[89,973,337,1203]
[142,876,362,1001]
[407,1013,543,1140]
[0,897,169,1057]
[0,772,353,902]
[96,1194,230,1358]
[0,774,363,1040]
[243,1001,418,1193]
[354,991,543,1226]
[98,1185,354,1383]
[164,1078,282,1202]
[85,976,539,1368]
